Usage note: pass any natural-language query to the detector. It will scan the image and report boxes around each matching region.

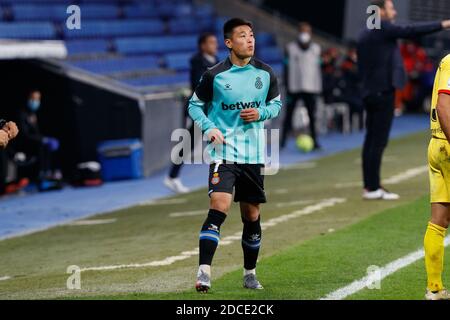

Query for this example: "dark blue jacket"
[357,20,442,98]
[189,52,218,91]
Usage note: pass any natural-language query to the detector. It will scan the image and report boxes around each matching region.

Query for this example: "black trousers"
[281,92,318,148]
[362,90,395,191]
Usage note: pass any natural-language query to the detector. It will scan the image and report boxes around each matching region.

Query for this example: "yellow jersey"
[431,54,450,140]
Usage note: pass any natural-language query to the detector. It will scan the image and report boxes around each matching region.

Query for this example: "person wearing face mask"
[282,22,322,149]
[16,89,61,190]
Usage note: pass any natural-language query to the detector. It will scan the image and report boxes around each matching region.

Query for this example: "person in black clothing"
[339,44,364,132]
[15,89,60,189]
[164,32,219,193]
[357,0,450,200]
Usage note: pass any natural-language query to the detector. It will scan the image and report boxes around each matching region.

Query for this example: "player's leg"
[196,163,235,293]
[280,93,298,149]
[425,203,450,300]
[240,201,263,289]
[235,164,266,289]
[425,139,450,299]
[302,92,320,149]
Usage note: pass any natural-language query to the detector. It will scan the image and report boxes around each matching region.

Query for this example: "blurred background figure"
[337,43,364,131]
[282,22,322,150]
[164,32,219,194]
[357,0,450,201]
[15,89,62,191]
[396,40,435,115]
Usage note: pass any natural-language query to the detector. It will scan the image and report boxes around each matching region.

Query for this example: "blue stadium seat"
[257,46,283,63]
[168,17,215,34]
[1,0,71,3]
[71,55,159,74]
[12,5,69,21]
[270,63,283,76]
[0,22,56,39]
[77,4,118,19]
[164,52,194,71]
[256,32,276,47]
[64,20,165,39]
[65,39,110,55]
[123,5,160,19]
[123,2,191,18]
[115,35,198,55]
[124,72,189,87]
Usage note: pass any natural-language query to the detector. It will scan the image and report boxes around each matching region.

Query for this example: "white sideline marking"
[335,165,428,188]
[169,210,205,218]
[67,218,117,226]
[276,200,315,208]
[81,198,346,272]
[383,165,428,184]
[138,198,187,206]
[0,276,11,281]
[321,236,450,300]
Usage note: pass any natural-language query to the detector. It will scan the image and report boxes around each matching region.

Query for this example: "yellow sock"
[424,222,447,292]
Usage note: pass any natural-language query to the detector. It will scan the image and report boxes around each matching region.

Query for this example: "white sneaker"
[164,177,190,194]
[363,188,400,200]
[425,288,450,300]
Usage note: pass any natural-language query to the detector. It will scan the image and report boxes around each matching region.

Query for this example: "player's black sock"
[199,209,227,266]
[241,215,262,270]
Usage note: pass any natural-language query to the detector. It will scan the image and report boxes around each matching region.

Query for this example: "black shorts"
[208,162,266,203]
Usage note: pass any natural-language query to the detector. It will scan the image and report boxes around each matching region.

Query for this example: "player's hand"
[240,108,260,123]
[442,20,450,29]
[207,128,226,145]
[0,129,9,148]
[4,121,18,139]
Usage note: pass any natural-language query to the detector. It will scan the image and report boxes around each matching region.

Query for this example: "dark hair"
[197,32,216,48]
[371,0,388,9]
[223,18,253,40]
[298,22,312,31]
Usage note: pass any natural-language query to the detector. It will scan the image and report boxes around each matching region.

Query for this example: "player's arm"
[436,93,450,142]
[258,68,282,121]
[188,71,225,144]
[384,20,449,40]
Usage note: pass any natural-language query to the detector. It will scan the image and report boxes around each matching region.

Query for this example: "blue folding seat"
[64,20,165,39]
[65,39,110,55]
[123,4,160,19]
[257,46,283,63]
[72,55,159,74]
[0,22,56,39]
[164,52,194,71]
[77,4,118,19]
[115,35,197,55]
[124,72,189,87]
[12,5,68,21]
[256,32,275,46]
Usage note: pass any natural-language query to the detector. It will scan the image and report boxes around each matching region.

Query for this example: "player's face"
[382,0,397,21]
[201,36,218,57]
[226,25,255,59]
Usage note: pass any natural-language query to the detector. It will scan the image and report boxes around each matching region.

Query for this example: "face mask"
[298,32,311,44]
[28,100,41,112]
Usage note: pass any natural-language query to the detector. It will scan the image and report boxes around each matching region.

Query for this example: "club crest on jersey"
[255,77,263,89]
[211,172,220,185]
